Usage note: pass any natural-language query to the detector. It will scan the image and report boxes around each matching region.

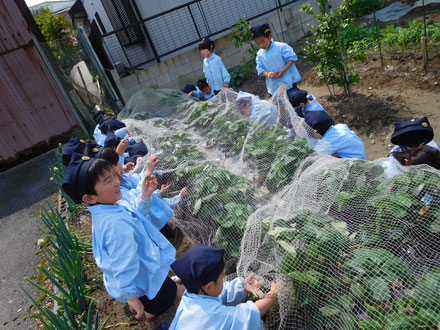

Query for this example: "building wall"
[112,0,343,102]
[0,0,78,163]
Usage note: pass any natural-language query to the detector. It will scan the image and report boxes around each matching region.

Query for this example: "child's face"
[254,34,272,50]
[92,169,122,204]
[200,48,212,58]
[202,85,211,94]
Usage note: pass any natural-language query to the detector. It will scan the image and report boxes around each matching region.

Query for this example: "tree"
[301,0,363,96]
[33,8,80,71]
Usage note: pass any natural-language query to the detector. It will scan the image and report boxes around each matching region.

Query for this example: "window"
[94,12,107,34]
[101,0,145,46]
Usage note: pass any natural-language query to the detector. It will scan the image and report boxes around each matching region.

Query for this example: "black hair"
[251,24,271,39]
[197,78,209,90]
[198,38,215,51]
[84,158,114,195]
[392,145,440,169]
[186,287,200,294]
[100,147,119,166]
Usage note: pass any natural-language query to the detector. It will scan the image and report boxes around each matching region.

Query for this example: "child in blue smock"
[234,92,278,126]
[189,78,215,101]
[199,37,230,94]
[251,23,301,98]
[170,244,279,330]
[99,148,186,241]
[389,116,439,155]
[304,110,367,159]
[62,155,184,330]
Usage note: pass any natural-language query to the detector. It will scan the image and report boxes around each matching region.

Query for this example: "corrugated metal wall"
[0,0,78,163]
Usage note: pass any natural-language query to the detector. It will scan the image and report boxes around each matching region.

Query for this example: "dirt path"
[0,150,57,329]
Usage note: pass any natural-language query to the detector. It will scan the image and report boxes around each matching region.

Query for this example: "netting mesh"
[118,87,440,329]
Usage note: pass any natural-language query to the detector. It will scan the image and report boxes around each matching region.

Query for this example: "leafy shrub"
[229,65,253,87]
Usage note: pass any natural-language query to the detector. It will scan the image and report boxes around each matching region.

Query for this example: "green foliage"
[349,0,384,18]
[33,8,80,71]
[228,65,253,87]
[380,21,440,48]
[301,0,365,95]
[229,18,259,68]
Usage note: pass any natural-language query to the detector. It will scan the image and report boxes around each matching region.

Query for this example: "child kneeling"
[170,244,278,330]
[62,155,184,329]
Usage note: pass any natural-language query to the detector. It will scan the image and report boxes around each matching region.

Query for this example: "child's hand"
[136,156,143,167]
[273,70,285,78]
[116,139,129,156]
[179,186,189,198]
[145,154,159,173]
[244,272,260,298]
[267,72,276,79]
[188,91,194,97]
[127,296,144,319]
[161,184,172,197]
[268,281,279,296]
[223,83,229,88]
[123,162,135,172]
[141,173,158,200]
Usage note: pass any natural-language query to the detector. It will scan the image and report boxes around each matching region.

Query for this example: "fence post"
[421,0,429,70]
[373,11,384,68]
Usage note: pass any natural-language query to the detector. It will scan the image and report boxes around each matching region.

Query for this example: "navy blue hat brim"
[288,88,308,107]
[99,119,126,134]
[104,133,122,149]
[128,141,148,158]
[62,137,87,166]
[391,117,433,146]
[304,110,335,136]
[62,153,94,204]
[171,244,225,289]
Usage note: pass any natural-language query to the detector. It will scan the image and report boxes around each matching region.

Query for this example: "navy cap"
[99,119,126,135]
[128,141,148,157]
[304,110,335,136]
[84,143,104,158]
[183,84,196,94]
[288,88,308,107]
[391,116,434,147]
[62,153,94,204]
[171,244,225,289]
[124,141,148,164]
[104,133,122,149]
[94,109,107,124]
[62,137,87,166]
[250,23,271,38]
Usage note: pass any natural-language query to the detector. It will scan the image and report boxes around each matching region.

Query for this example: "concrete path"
[0,150,57,329]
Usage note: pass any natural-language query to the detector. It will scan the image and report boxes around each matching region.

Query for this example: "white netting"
[118,87,440,329]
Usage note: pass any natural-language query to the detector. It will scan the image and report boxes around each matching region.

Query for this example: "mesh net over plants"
[118,87,440,329]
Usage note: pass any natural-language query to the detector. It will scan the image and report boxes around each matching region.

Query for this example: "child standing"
[62,155,184,329]
[251,23,301,100]
[199,37,230,94]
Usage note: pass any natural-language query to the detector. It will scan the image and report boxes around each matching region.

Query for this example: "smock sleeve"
[219,278,248,306]
[281,43,297,62]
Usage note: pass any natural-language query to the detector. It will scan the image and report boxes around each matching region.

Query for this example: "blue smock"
[316,124,367,159]
[88,198,176,302]
[170,278,263,330]
[193,86,215,100]
[250,100,278,126]
[94,125,107,146]
[203,53,231,91]
[256,40,301,95]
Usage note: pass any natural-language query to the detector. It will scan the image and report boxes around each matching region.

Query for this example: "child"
[62,154,184,329]
[304,110,367,160]
[234,92,278,126]
[251,23,301,99]
[189,78,215,101]
[170,244,279,330]
[390,116,439,153]
[199,37,230,94]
